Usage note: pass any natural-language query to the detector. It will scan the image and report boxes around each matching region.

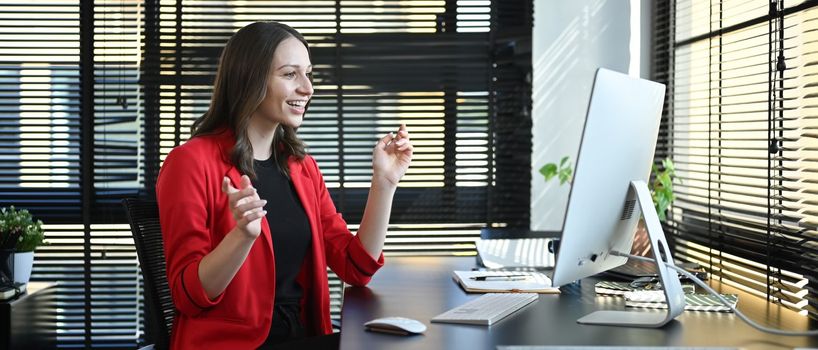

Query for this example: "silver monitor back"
[551,68,666,287]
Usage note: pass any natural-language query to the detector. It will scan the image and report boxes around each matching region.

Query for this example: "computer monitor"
[550,68,685,327]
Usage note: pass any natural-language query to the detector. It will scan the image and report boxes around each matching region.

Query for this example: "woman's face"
[255,37,313,129]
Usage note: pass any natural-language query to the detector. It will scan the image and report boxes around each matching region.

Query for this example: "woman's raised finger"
[229,185,257,207]
[235,199,267,214]
[238,207,266,225]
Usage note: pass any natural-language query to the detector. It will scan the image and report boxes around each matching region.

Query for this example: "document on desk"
[452,270,560,294]
[624,290,738,312]
[595,281,737,312]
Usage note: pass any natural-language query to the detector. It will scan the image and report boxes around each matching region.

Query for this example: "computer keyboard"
[431,292,538,326]
[498,347,739,350]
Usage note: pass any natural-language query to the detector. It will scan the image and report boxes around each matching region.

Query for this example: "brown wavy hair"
[191,21,309,178]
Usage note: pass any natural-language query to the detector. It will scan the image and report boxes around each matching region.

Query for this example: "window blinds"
[0,0,533,347]
[654,0,818,319]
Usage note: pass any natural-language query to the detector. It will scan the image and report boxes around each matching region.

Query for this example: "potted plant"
[0,206,45,284]
[540,156,677,256]
[649,157,677,223]
[539,156,677,221]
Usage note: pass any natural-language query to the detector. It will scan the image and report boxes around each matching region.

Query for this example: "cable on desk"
[610,251,818,337]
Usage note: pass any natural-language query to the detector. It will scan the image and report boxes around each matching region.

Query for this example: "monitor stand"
[576,180,686,328]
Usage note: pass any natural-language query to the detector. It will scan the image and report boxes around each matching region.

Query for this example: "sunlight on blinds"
[17,65,74,188]
[155,1,492,190]
[668,0,818,318]
[2,11,78,188]
[2,0,531,347]
[677,238,809,313]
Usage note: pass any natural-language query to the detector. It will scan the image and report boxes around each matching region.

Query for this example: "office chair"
[123,198,173,350]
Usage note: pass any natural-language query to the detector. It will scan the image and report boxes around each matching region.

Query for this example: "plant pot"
[13,251,34,284]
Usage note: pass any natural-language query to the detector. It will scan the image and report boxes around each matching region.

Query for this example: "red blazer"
[156,128,384,349]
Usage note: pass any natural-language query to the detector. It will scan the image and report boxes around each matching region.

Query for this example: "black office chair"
[123,198,174,350]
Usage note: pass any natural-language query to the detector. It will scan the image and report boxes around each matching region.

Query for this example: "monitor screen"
[549,68,687,328]
[551,68,666,287]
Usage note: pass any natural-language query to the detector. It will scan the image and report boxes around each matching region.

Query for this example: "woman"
[156,22,412,349]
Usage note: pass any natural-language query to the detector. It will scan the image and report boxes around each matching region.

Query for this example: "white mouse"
[364,316,427,335]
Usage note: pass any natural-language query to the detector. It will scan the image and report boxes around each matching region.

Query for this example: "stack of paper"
[623,290,738,312]
[452,270,560,294]
[595,281,736,312]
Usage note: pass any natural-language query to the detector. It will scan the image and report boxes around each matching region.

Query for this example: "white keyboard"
[431,293,538,326]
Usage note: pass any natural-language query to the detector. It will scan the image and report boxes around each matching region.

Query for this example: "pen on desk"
[470,274,531,281]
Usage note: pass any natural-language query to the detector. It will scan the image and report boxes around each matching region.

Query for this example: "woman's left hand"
[372,124,413,187]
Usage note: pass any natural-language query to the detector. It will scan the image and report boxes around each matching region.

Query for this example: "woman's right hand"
[222,175,267,239]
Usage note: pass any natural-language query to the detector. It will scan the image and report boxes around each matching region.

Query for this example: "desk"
[0,282,57,350]
[340,257,818,350]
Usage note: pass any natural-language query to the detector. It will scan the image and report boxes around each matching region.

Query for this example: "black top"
[251,156,312,347]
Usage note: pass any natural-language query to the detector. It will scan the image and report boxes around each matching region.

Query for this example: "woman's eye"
[284,72,296,78]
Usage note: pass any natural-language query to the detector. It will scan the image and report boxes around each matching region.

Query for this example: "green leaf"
[659,194,670,210]
[558,167,573,185]
[659,174,672,190]
[646,157,679,223]
[663,158,675,173]
[657,209,667,222]
[539,163,558,181]
[540,157,574,186]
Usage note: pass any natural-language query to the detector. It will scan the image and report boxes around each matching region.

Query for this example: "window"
[654,0,817,318]
[0,0,533,347]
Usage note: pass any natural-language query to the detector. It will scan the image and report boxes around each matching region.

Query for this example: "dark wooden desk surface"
[340,256,818,350]
[0,282,57,350]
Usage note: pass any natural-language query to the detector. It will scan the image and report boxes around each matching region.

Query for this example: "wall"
[530,0,653,231]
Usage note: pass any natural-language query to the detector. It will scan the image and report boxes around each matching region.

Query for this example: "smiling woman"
[155,21,413,350]
[191,22,312,179]
[248,37,314,166]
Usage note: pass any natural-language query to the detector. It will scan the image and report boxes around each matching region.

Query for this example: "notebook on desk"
[453,270,560,294]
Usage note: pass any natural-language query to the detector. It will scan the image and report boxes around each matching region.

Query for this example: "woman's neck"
[247,116,278,161]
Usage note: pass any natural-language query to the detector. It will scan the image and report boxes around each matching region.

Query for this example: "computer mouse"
[364,316,427,335]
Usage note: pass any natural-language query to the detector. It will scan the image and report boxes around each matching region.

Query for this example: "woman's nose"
[298,75,313,96]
